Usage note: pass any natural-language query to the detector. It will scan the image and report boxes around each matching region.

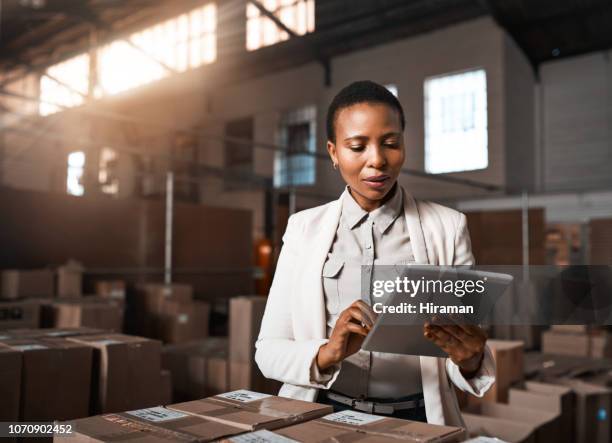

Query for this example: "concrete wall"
[539,50,612,192]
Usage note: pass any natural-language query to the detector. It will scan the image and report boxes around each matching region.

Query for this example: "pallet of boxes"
[460,333,612,443]
[0,261,125,334]
[0,327,171,442]
[133,283,210,344]
[161,295,280,403]
[57,388,467,442]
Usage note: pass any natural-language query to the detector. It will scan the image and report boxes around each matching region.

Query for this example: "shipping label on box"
[217,390,271,403]
[126,407,190,422]
[227,429,299,443]
[321,410,386,426]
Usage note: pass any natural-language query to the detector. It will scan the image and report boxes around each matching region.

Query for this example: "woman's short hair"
[326,80,406,143]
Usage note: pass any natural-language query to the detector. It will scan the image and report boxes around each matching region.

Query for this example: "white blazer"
[255,185,495,427]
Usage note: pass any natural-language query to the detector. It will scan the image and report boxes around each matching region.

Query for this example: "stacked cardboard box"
[160,300,210,344]
[167,390,333,431]
[0,299,41,330]
[542,326,612,358]
[509,381,575,443]
[229,296,279,394]
[58,407,246,442]
[162,337,228,401]
[273,410,466,443]
[56,261,84,298]
[94,280,126,304]
[462,402,560,443]
[1,269,54,299]
[134,283,209,343]
[67,334,162,414]
[542,327,590,357]
[1,337,92,421]
[58,391,469,443]
[46,298,124,331]
[0,344,21,421]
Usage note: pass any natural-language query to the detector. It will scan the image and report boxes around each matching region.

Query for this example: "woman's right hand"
[316,300,377,371]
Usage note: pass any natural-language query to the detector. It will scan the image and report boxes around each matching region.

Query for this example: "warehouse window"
[97,3,216,95]
[246,0,315,51]
[39,53,89,116]
[424,69,488,174]
[99,147,119,196]
[67,151,86,196]
[275,106,316,187]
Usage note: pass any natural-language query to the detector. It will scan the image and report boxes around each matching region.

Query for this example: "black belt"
[324,391,425,415]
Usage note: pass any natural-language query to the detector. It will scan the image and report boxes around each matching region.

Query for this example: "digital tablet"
[360,267,513,357]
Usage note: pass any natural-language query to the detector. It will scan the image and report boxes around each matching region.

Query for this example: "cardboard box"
[556,378,612,443]
[57,407,246,442]
[509,381,575,443]
[463,402,560,443]
[49,299,123,331]
[0,299,41,330]
[542,330,590,357]
[162,338,228,401]
[136,283,193,310]
[463,412,538,443]
[2,337,92,421]
[474,340,524,403]
[0,344,21,421]
[229,296,279,393]
[94,280,126,302]
[591,332,612,359]
[1,269,54,300]
[56,261,84,298]
[160,300,210,344]
[67,334,162,414]
[160,369,173,405]
[134,283,193,337]
[274,410,466,443]
[167,390,333,431]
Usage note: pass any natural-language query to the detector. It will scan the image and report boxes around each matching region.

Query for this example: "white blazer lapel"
[401,186,431,264]
[296,191,344,339]
[400,186,446,425]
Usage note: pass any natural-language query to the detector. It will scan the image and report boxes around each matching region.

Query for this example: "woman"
[255,81,495,427]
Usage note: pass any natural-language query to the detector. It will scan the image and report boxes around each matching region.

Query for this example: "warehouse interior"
[1,0,612,442]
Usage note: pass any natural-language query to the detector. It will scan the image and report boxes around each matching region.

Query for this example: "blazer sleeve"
[445,212,496,397]
[254,214,338,389]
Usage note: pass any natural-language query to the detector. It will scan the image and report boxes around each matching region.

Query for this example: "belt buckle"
[373,403,395,415]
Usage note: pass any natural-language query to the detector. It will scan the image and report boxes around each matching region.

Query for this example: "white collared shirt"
[315,182,423,398]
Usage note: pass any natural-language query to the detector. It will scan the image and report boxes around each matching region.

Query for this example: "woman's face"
[327,102,405,211]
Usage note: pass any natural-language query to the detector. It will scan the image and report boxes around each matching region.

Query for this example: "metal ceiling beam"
[248,0,331,86]
[248,0,299,38]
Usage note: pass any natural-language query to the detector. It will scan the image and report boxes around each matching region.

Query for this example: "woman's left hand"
[423,316,487,378]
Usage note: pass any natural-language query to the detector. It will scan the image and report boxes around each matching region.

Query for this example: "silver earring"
[333,162,338,170]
